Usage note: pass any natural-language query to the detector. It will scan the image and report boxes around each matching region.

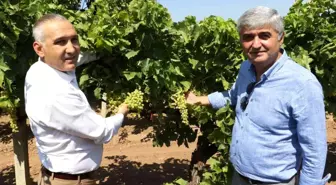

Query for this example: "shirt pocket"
[247,93,292,131]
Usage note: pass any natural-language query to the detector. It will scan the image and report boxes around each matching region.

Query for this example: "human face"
[33,20,80,72]
[239,27,283,66]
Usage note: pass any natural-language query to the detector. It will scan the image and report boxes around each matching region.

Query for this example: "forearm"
[299,139,330,185]
[294,81,331,185]
[105,113,124,139]
[195,96,211,106]
[47,92,125,144]
[297,110,330,185]
[49,106,124,144]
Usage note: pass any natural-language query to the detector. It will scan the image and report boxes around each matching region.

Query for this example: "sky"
[156,0,297,22]
[80,0,299,22]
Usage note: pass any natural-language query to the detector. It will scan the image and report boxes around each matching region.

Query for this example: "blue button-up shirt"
[208,50,330,185]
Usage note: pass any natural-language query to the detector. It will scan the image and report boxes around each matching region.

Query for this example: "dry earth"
[0,114,335,185]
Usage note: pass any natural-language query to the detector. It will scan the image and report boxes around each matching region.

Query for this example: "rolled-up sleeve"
[208,82,237,109]
[44,91,124,144]
[300,173,331,185]
[292,80,331,185]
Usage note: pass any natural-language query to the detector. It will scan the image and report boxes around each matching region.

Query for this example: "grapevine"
[0,1,334,185]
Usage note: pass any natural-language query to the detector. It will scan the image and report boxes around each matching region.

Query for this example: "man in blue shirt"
[186,6,331,185]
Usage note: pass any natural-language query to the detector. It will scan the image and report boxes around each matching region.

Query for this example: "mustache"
[64,55,77,60]
[250,50,266,53]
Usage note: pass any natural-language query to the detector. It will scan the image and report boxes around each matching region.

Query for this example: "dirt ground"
[0,114,335,185]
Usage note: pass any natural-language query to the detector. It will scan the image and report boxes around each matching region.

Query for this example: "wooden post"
[13,117,30,185]
[101,92,107,117]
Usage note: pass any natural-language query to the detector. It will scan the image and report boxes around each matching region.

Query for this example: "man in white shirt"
[25,13,128,185]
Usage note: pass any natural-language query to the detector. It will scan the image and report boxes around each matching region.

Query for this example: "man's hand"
[185,91,210,106]
[117,103,129,115]
[185,91,198,105]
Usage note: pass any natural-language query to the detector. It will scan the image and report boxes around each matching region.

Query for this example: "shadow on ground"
[96,155,189,185]
[118,118,156,144]
[1,143,336,184]
[0,119,14,144]
[0,156,190,185]
[0,165,35,185]
[325,142,336,182]
[0,165,15,185]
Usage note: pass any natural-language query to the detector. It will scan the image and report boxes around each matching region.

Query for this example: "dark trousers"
[231,170,297,185]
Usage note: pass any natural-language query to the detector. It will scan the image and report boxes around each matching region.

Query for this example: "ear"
[33,41,45,58]
[278,32,285,45]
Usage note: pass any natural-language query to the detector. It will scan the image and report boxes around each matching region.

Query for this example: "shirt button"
[245,113,248,116]
[250,99,253,102]
[236,140,238,144]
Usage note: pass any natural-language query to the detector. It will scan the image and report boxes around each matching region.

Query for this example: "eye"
[71,37,79,45]
[55,39,66,45]
[242,34,254,42]
[258,32,271,40]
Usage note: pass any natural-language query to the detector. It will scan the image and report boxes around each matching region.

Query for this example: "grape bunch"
[124,89,144,113]
[108,99,121,114]
[0,91,18,131]
[8,107,18,131]
[171,91,189,125]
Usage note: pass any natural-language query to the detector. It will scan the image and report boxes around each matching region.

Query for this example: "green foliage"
[164,178,188,185]
[0,0,41,131]
[200,105,234,185]
[76,1,242,153]
[74,3,241,184]
[285,0,336,113]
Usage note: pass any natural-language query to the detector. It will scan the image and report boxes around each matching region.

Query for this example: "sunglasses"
[240,82,256,111]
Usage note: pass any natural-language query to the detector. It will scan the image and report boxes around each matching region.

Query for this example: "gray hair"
[32,13,68,42]
[237,6,284,39]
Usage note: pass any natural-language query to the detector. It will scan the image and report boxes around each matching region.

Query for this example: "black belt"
[239,173,266,184]
[239,173,295,185]
[42,166,93,180]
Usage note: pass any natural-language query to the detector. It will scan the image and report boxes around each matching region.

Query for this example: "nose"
[251,36,262,49]
[65,40,76,54]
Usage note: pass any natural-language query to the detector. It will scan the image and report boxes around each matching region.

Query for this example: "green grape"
[171,91,189,125]
[124,89,144,113]
[108,99,121,114]
[1,91,18,132]
[127,113,141,119]
[8,107,18,132]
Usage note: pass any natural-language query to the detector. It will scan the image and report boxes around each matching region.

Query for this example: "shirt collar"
[248,48,289,80]
[38,58,76,83]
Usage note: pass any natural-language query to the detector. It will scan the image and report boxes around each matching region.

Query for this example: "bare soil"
[0,114,335,185]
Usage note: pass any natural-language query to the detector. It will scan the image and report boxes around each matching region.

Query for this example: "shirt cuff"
[208,92,226,109]
[299,172,331,185]
[107,113,124,136]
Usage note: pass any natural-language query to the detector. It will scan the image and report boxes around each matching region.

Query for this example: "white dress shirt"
[24,54,124,174]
